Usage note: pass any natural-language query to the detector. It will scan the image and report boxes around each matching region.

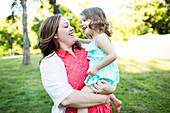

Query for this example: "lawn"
[0,54,170,113]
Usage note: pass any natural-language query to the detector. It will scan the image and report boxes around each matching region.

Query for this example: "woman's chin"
[73,38,77,43]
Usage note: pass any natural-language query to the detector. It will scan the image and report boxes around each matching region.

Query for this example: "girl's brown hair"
[80,7,112,37]
[39,14,81,63]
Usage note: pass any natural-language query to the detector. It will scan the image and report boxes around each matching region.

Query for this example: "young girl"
[77,7,122,113]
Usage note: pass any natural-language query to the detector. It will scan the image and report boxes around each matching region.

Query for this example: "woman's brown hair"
[39,14,81,63]
[80,7,112,37]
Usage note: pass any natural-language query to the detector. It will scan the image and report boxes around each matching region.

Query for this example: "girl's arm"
[75,37,91,44]
[95,34,117,70]
[87,34,117,76]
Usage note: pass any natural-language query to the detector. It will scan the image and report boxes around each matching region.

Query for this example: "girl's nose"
[80,23,83,27]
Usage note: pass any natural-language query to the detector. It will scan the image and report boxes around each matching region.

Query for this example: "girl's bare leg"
[110,94,122,113]
[77,86,93,113]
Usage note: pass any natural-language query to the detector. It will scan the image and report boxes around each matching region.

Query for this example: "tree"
[8,0,31,64]
[31,0,62,49]
[108,0,169,41]
[31,2,86,47]
[22,0,30,65]
[48,0,62,14]
[143,0,170,34]
[128,0,170,34]
[7,0,62,65]
[38,0,62,15]
[0,29,22,55]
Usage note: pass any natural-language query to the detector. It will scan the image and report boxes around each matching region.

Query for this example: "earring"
[54,35,58,39]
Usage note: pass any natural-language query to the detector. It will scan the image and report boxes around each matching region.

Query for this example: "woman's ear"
[54,34,58,39]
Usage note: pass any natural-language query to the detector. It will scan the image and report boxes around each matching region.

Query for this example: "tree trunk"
[49,0,62,14]
[22,0,30,65]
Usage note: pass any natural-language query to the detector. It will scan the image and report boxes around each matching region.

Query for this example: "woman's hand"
[90,80,117,95]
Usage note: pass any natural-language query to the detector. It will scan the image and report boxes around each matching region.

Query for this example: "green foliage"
[49,0,62,14]
[110,0,169,41]
[1,0,169,56]
[38,0,62,15]
[0,29,23,50]
[31,17,43,49]
[0,55,170,112]
[143,1,170,34]
[31,3,86,47]
[130,0,170,34]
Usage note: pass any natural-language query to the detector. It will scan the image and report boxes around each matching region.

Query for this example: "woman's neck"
[59,44,72,51]
[60,45,77,59]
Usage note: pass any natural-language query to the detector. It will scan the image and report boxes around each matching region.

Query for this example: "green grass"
[0,55,170,113]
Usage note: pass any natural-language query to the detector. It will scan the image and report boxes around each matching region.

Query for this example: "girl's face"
[80,15,94,38]
[55,16,77,49]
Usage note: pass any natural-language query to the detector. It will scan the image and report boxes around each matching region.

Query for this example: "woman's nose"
[70,26,74,31]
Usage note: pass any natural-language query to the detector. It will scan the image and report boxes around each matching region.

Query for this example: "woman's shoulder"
[40,52,63,66]
[42,52,56,60]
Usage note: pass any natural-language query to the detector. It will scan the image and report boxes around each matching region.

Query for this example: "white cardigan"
[40,52,75,113]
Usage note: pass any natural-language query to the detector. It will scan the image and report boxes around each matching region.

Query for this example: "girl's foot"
[113,100,122,113]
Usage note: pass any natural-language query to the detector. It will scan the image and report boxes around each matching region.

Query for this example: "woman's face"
[55,16,77,49]
[80,15,94,38]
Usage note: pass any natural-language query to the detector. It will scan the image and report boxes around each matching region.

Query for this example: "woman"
[39,14,117,113]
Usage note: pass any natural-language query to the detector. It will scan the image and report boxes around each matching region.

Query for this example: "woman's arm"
[40,54,109,109]
[61,80,116,108]
[75,37,91,44]
[60,90,110,108]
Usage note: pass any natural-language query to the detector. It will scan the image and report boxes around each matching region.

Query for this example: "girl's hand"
[87,65,99,76]
[90,80,117,95]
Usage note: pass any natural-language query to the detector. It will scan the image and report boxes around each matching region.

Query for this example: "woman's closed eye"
[63,22,70,28]
[64,25,68,28]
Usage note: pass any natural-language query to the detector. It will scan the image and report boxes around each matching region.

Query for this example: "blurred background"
[0,0,169,113]
[0,0,169,59]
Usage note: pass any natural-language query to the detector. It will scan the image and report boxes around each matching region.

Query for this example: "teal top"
[84,33,119,86]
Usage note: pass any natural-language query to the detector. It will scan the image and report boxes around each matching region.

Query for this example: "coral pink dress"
[56,46,112,113]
